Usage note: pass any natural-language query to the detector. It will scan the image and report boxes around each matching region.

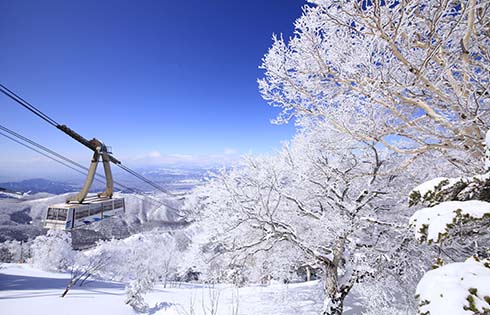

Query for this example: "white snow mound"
[416,258,490,315]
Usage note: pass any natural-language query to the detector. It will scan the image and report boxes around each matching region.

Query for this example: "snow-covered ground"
[0,264,366,315]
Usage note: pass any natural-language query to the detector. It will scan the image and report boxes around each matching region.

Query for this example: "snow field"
[1,264,353,315]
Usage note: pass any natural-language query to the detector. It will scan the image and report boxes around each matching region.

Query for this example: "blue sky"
[0,0,303,179]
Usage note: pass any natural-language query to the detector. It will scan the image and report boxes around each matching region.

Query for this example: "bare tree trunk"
[61,257,108,297]
[61,277,79,298]
[61,269,92,297]
[321,262,344,315]
[321,237,352,315]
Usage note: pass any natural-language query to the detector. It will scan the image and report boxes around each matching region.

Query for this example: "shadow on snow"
[0,273,124,292]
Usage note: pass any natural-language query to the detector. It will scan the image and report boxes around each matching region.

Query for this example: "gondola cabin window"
[46,208,67,221]
[75,208,89,219]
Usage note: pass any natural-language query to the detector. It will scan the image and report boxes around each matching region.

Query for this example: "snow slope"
[0,264,364,315]
[0,264,133,315]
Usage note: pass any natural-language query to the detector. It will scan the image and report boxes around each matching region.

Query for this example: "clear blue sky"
[0,0,303,178]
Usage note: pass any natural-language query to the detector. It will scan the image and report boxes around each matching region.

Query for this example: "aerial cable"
[0,83,176,197]
[0,128,181,213]
[0,124,88,172]
[0,124,116,187]
[0,123,111,185]
[0,124,182,212]
[115,164,176,196]
[0,129,98,181]
[0,84,59,127]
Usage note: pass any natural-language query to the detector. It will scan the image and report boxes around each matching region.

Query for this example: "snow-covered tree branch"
[259,0,490,171]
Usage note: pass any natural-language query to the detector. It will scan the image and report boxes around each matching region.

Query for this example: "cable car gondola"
[45,197,124,230]
[44,134,124,230]
[0,85,178,230]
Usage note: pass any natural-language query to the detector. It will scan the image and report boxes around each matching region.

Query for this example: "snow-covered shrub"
[409,173,490,208]
[0,246,12,263]
[0,240,30,263]
[415,257,490,315]
[356,277,415,315]
[125,279,151,313]
[410,201,490,244]
[29,230,74,271]
[409,132,490,314]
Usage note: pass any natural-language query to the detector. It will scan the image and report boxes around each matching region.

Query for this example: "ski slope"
[0,264,354,315]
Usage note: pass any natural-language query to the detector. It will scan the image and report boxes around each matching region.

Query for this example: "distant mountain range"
[0,166,210,196]
[0,167,207,246]
[0,178,77,195]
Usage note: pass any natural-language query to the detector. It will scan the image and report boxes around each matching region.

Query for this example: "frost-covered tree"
[408,132,490,314]
[259,0,490,171]
[188,124,411,315]
[71,232,180,312]
[30,230,74,272]
[181,1,490,314]
[256,2,490,311]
